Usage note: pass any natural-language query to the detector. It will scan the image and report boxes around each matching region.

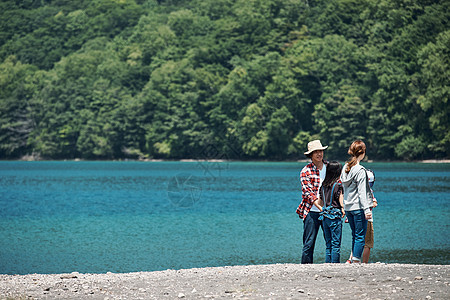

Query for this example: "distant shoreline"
[7,157,450,163]
[1,263,448,299]
[419,159,450,163]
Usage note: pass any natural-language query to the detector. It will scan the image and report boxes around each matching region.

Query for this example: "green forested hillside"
[0,0,448,160]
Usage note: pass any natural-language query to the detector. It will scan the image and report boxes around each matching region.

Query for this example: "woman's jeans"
[346,209,368,260]
[301,211,322,264]
[322,217,343,263]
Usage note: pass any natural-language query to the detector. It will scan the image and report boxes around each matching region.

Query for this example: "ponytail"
[345,140,366,173]
[345,156,358,173]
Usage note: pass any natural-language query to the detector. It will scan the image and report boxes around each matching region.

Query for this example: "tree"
[239,103,267,157]
[313,83,366,158]
[266,106,294,157]
[28,39,134,158]
[0,56,37,157]
[0,0,448,160]
[415,30,450,157]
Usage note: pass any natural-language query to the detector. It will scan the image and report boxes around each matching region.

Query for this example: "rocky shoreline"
[1,263,449,299]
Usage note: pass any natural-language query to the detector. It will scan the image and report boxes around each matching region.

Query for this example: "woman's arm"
[372,191,378,208]
[313,198,323,211]
[339,192,345,217]
[356,169,373,219]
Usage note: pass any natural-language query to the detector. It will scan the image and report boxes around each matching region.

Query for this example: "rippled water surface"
[0,161,449,274]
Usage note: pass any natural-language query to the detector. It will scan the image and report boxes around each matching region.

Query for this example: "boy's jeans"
[322,217,343,263]
[346,209,368,260]
[301,211,322,264]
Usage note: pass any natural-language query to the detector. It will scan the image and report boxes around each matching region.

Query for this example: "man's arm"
[300,169,318,205]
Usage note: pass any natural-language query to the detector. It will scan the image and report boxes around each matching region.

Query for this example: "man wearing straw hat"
[296,140,328,264]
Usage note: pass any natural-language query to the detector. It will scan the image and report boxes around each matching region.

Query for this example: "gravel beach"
[1,263,448,299]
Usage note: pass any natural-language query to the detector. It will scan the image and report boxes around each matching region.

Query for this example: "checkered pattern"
[296,161,323,220]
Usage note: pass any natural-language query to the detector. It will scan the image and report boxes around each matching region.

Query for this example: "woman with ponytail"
[340,140,374,263]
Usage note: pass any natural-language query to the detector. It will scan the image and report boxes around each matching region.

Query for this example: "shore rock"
[1,263,449,299]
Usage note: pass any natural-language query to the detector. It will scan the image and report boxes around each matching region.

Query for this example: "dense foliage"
[0,0,448,160]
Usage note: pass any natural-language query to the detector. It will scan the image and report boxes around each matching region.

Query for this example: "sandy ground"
[1,263,449,299]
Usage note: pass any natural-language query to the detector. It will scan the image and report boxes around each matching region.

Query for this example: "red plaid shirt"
[296,161,327,219]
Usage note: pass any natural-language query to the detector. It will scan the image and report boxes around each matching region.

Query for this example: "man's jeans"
[301,211,322,264]
[346,209,368,260]
[322,217,343,263]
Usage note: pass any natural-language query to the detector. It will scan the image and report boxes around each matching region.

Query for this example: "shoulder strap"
[330,182,337,206]
[324,182,338,207]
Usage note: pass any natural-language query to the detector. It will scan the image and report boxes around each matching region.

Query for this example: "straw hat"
[304,140,328,155]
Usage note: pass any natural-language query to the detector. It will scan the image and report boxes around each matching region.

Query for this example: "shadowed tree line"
[0,0,448,160]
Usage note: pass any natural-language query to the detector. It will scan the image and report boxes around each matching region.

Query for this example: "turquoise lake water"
[0,161,449,274]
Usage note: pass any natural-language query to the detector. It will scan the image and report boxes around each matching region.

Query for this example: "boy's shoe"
[346,260,352,264]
